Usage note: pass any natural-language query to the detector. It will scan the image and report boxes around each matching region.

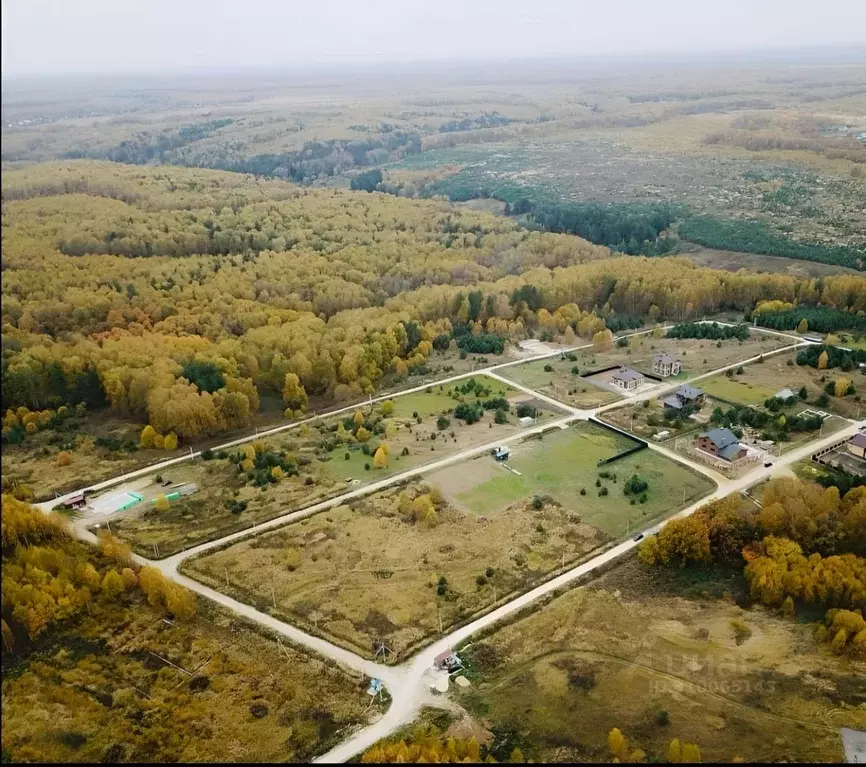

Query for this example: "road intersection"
[38,323,863,763]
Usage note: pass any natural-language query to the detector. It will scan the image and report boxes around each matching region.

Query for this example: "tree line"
[639,478,866,614]
[2,162,865,443]
[678,216,865,271]
[666,322,750,340]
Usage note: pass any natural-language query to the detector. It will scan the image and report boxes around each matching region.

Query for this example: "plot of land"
[699,351,863,420]
[107,375,563,557]
[429,422,715,539]
[499,332,791,410]
[184,482,606,662]
[454,556,866,763]
[0,598,371,763]
[0,347,513,503]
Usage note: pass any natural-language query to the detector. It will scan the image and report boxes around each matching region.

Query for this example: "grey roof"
[654,353,679,364]
[774,388,796,400]
[701,427,740,450]
[677,384,703,401]
[850,433,866,449]
[613,366,644,382]
[661,396,684,410]
[842,726,866,763]
[718,442,744,460]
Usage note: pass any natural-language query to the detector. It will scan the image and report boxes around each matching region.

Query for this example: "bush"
[516,403,537,418]
[485,567,495,578]
[476,574,487,586]
[345,452,351,460]
[531,495,544,510]
[580,488,586,495]
[623,474,649,495]
[201,447,214,460]
[364,463,370,470]
[436,415,451,430]
[598,487,609,497]
[494,408,508,424]
[543,364,554,372]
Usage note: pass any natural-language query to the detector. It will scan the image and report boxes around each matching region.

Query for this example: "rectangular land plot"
[109,375,564,557]
[499,332,791,409]
[429,421,715,538]
[183,481,608,662]
[453,557,862,764]
[699,351,863,420]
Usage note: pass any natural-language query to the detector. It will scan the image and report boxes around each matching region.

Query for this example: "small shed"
[518,416,534,427]
[774,388,796,401]
[434,650,461,672]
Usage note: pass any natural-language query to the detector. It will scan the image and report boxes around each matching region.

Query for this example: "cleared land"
[699,351,863,420]
[454,556,866,763]
[429,421,715,539]
[1,347,512,504]
[108,375,562,557]
[183,481,607,662]
[0,599,371,763]
[499,332,791,409]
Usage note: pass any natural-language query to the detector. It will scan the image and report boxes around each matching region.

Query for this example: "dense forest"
[529,203,679,256]
[2,161,865,444]
[754,305,866,334]
[678,216,865,271]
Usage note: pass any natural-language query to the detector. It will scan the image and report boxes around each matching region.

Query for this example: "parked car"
[633,533,644,542]
[763,461,773,468]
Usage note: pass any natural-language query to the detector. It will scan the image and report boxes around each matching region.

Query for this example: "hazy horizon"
[4,0,866,78]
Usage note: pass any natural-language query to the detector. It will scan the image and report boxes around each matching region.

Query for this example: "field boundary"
[587,417,649,466]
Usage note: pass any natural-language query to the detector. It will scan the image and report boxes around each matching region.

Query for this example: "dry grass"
[183,481,606,662]
[457,556,866,763]
[108,376,561,557]
[0,599,371,763]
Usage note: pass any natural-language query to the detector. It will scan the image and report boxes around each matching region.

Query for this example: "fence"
[589,417,648,466]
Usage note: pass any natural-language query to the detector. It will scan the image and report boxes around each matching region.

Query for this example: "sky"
[3,0,866,77]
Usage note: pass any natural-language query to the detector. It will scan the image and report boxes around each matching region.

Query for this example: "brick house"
[695,428,747,462]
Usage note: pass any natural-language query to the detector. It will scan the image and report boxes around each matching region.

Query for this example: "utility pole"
[271,582,276,610]
[225,567,230,590]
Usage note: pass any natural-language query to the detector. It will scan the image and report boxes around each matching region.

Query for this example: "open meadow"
[453,555,866,763]
[1,602,372,764]
[699,350,864,420]
[428,421,715,538]
[499,331,792,410]
[183,480,607,662]
[104,375,562,556]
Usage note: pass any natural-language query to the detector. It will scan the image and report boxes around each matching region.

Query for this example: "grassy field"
[108,375,562,557]
[183,481,607,662]
[429,421,715,539]
[0,598,371,763]
[454,555,866,763]
[698,351,863,419]
[499,332,791,408]
[699,376,777,405]
[0,347,513,503]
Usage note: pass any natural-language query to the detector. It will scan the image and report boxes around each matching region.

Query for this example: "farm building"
[652,353,681,377]
[518,416,534,427]
[774,388,796,401]
[612,367,645,391]
[847,433,866,460]
[694,428,747,463]
[88,490,144,516]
